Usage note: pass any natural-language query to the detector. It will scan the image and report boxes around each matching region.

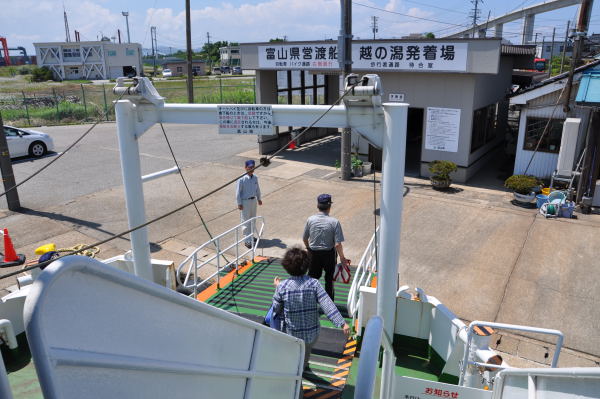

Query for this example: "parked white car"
[162,68,173,77]
[2,125,54,158]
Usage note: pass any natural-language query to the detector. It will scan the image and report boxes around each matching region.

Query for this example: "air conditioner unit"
[556,118,580,177]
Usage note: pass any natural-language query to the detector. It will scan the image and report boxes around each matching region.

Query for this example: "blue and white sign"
[258,42,468,72]
[218,105,274,135]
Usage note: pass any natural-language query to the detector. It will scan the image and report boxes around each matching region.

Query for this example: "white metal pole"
[378,102,408,398]
[115,100,153,281]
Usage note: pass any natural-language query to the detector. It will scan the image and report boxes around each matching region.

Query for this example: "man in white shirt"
[236,160,263,248]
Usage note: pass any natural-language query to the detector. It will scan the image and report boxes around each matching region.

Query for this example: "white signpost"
[258,43,468,72]
[217,105,274,135]
[425,107,461,152]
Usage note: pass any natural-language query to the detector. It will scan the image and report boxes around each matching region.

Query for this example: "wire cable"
[352,1,471,29]
[523,84,568,174]
[158,122,232,266]
[0,79,365,280]
[0,87,130,200]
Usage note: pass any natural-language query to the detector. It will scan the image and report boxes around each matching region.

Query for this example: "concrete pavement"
[0,127,599,368]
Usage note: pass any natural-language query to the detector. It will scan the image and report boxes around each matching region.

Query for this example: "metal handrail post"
[459,321,564,386]
[251,219,255,260]
[235,228,240,275]
[216,238,221,289]
[192,255,198,298]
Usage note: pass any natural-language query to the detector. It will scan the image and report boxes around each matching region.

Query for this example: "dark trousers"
[308,248,336,301]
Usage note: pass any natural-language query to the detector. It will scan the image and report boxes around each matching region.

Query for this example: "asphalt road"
[0,122,259,211]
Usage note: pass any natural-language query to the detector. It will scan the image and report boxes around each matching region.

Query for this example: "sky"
[4,0,600,55]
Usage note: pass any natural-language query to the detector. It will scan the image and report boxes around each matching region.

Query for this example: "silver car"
[3,125,55,158]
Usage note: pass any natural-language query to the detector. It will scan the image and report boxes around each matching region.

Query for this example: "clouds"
[8,0,447,54]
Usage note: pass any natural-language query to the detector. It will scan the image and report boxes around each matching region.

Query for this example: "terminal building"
[241,38,534,182]
[34,40,143,80]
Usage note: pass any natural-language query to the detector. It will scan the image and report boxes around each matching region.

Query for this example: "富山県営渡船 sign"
[258,42,468,72]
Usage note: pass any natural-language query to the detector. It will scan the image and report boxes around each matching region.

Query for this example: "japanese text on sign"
[425,107,461,152]
[218,105,274,135]
[395,376,492,399]
[258,43,468,72]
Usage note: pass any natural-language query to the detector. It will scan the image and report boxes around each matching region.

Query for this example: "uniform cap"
[245,160,255,167]
[317,194,332,204]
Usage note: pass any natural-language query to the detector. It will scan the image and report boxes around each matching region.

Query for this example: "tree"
[424,32,435,39]
[269,38,285,42]
[549,55,571,76]
[30,66,55,82]
[200,40,229,64]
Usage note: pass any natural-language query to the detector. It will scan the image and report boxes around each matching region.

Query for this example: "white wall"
[513,89,590,178]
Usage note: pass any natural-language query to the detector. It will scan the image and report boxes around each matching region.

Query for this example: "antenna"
[63,3,72,42]
[371,16,379,40]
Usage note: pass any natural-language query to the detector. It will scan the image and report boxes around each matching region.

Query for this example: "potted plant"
[428,160,457,189]
[504,175,539,203]
[362,161,373,175]
[351,156,363,177]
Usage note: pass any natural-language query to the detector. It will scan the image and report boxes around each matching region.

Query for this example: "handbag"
[264,304,282,331]
[333,262,351,284]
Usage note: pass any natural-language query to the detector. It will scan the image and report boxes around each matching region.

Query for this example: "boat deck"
[201,257,357,398]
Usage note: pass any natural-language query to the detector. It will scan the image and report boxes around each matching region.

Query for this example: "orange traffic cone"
[0,228,25,267]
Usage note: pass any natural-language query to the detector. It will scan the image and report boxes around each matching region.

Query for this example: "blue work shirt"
[236,174,261,205]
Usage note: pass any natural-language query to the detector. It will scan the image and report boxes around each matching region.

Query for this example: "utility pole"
[470,0,482,38]
[186,0,194,103]
[560,20,571,74]
[122,11,131,43]
[339,0,352,180]
[206,32,211,45]
[534,32,539,45]
[63,7,71,42]
[371,16,379,40]
[564,0,593,113]
[548,27,556,77]
[541,36,546,64]
[151,26,157,77]
[0,112,20,211]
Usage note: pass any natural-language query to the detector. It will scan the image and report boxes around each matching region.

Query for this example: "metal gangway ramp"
[22,256,304,399]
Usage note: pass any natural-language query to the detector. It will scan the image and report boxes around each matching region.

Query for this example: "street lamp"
[122,11,131,43]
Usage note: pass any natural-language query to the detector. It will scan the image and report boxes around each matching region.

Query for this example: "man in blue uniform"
[236,160,262,248]
[303,194,349,301]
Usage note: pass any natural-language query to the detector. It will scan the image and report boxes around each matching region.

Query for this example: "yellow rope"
[57,244,100,258]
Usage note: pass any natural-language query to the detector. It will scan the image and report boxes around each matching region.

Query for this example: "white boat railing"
[354,315,396,399]
[459,321,564,387]
[176,216,265,297]
[492,367,600,399]
[347,227,378,319]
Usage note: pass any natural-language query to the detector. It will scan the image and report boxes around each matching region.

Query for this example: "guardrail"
[347,227,378,318]
[459,321,564,387]
[176,216,265,297]
[354,316,396,399]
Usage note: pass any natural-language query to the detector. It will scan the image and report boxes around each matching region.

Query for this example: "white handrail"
[347,227,378,318]
[493,367,600,399]
[354,316,396,399]
[176,216,265,296]
[459,321,564,386]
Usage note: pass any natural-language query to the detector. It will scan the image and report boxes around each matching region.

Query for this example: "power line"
[352,1,471,29]
[0,78,366,281]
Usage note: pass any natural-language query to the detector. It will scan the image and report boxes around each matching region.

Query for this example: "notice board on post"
[425,107,461,152]
[218,105,274,135]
